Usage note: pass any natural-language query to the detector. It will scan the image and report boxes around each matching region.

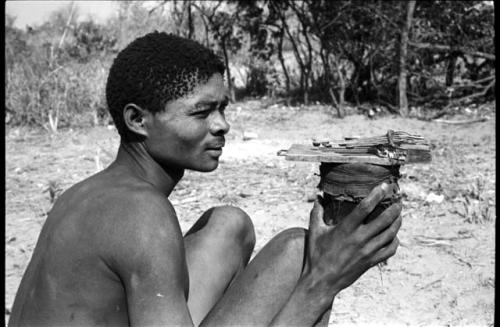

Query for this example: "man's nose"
[210,111,230,135]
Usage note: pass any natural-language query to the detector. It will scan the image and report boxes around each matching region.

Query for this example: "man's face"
[144,73,230,172]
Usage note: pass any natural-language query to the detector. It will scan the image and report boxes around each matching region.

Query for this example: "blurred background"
[5,0,495,132]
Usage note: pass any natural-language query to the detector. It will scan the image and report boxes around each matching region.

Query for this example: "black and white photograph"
[5,1,495,326]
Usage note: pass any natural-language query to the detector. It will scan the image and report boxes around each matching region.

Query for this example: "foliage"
[66,21,118,62]
[409,1,495,107]
[454,175,494,224]
[5,0,495,129]
[233,0,277,96]
[6,58,110,130]
[5,9,112,129]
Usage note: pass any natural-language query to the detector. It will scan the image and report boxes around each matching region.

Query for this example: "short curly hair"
[106,32,225,140]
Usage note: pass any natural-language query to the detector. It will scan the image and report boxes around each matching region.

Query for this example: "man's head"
[106,31,226,141]
[106,32,230,172]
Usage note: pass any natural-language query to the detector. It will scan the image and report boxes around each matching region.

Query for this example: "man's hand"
[303,183,402,296]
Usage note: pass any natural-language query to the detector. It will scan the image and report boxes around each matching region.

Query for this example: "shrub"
[6,57,111,130]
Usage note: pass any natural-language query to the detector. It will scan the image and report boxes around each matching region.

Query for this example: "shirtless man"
[10,32,401,326]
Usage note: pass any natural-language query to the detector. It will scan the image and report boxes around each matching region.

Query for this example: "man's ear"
[123,104,150,137]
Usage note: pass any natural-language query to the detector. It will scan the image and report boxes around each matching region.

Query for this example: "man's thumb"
[309,195,326,230]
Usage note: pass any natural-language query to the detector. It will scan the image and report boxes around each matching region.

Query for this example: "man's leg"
[183,206,256,326]
[201,227,332,327]
[185,208,331,327]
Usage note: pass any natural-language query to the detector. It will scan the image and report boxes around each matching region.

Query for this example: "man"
[10,32,401,326]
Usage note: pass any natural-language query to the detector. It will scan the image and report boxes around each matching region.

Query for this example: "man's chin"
[190,160,219,172]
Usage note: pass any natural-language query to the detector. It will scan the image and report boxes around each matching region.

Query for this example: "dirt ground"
[5,101,495,326]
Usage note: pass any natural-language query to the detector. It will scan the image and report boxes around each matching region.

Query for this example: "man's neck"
[112,141,184,197]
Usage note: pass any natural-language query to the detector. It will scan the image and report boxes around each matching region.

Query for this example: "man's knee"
[209,206,256,250]
[271,227,307,259]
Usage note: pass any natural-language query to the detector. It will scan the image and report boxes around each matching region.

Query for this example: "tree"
[232,0,279,97]
[409,1,495,109]
[398,0,416,117]
[193,1,242,101]
[68,20,118,62]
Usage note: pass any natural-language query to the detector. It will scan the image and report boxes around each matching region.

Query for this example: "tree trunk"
[118,5,126,48]
[201,16,210,47]
[319,45,336,113]
[57,2,76,52]
[278,9,305,100]
[191,2,212,47]
[291,1,313,105]
[302,29,312,106]
[187,0,194,39]
[221,38,235,102]
[351,64,360,106]
[172,0,182,36]
[277,28,290,94]
[292,30,306,101]
[332,55,346,118]
[446,55,457,86]
[398,0,416,117]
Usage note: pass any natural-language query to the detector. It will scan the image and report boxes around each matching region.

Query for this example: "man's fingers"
[366,214,402,254]
[363,202,402,238]
[345,183,391,230]
[309,195,326,231]
[369,236,400,266]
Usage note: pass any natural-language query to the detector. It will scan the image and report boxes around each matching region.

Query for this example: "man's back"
[9,167,178,326]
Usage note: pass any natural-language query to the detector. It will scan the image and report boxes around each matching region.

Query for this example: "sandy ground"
[5,101,495,326]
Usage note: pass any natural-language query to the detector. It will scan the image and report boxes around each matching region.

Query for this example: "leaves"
[5,1,495,127]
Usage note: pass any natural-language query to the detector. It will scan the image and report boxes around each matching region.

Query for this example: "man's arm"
[105,190,194,326]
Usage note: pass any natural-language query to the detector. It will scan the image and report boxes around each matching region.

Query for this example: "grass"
[6,57,112,130]
[458,175,494,224]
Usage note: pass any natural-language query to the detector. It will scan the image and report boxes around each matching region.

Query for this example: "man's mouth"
[207,145,224,150]
[206,147,223,157]
[206,139,225,151]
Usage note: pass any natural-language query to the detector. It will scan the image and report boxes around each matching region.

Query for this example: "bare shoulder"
[59,171,178,227]
[53,173,184,268]
[114,183,183,247]
[114,182,177,224]
[91,179,186,271]
[98,179,182,244]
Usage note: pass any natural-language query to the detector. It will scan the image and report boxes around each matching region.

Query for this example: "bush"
[5,16,114,131]
[6,57,111,130]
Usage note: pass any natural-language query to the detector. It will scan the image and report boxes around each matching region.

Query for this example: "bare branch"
[149,1,166,15]
[57,1,76,51]
[409,42,496,61]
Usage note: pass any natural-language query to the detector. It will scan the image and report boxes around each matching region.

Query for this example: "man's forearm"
[269,273,335,326]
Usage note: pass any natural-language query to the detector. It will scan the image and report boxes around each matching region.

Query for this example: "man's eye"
[195,110,210,117]
[194,103,218,116]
